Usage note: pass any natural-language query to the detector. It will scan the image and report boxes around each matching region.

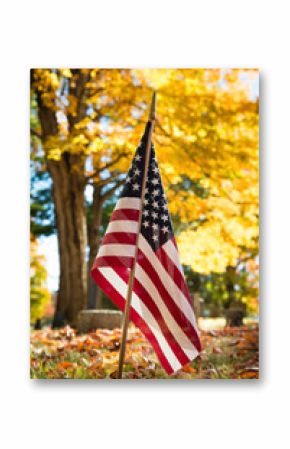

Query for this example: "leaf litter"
[30,324,259,379]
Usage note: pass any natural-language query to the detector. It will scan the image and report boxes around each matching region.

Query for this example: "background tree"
[185,253,259,318]
[30,236,50,326]
[136,69,259,275]
[31,69,149,326]
[30,68,259,326]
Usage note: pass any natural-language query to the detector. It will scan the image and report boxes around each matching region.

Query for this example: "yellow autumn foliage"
[32,68,259,274]
[30,236,50,323]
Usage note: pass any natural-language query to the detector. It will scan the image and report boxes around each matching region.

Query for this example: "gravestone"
[78,309,123,333]
[225,301,247,327]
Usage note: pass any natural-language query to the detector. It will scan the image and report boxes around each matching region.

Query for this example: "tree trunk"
[225,266,236,308]
[34,319,42,330]
[49,157,87,327]
[34,69,90,327]
[225,265,245,327]
[87,185,103,309]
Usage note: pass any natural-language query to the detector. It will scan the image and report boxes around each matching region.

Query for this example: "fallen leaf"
[240,369,259,379]
[57,361,75,370]
[182,365,197,374]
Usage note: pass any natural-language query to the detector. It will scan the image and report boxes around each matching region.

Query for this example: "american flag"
[91,122,201,374]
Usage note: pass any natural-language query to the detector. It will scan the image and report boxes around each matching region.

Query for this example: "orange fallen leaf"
[243,333,258,345]
[240,370,259,379]
[182,365,197,374]
[57,361,75,370]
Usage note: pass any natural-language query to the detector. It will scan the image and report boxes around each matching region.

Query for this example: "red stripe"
[117,269,190,367]
[111,209,140,222]
[171,237,178,249]
[137,249,202,352]
[156,244,192,304]
[91,266,174,374]
[93,256,134,269]
[101,232,137,245]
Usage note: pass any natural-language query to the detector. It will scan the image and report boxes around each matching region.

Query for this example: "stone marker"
[225,301,247,327]
[77,309,123,333]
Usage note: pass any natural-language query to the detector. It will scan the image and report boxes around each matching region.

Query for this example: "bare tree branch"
[85,152,129,180]
[31,128,43,139]
[100,178,126,203]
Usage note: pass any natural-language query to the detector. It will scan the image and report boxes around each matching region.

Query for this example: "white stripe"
[138,235,197,328]
[97,244,135,258]
[98,267,182,373]
[115,197,141,210]
[106,220,139,234]
[162,240,199,330]
[162,239,184,277]
[135,263,199,359]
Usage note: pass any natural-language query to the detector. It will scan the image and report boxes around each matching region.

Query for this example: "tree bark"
[49,156,87,327]
[225,265,245,327]
[33,69,124,323]
[225,266,236,308]
[86,179,125,309]
[34,71,88,327]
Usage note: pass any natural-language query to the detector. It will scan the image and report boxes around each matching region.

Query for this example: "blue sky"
[39,235,59,291]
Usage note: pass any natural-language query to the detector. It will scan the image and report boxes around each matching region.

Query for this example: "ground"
[30,320,259,379]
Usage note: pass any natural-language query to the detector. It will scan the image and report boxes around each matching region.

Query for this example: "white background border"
[1,1,289,448]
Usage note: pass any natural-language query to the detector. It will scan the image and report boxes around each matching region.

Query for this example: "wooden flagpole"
[117,92,156,379]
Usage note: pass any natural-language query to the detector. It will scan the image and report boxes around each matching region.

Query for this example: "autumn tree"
[136,69,259,275]
[31,69,149,326]
[185,253,259,317]
[30,236,50,325]
[31,68,258,326]
[141,69,259,315]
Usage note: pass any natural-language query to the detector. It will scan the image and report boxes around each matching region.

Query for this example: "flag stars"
[120,144,173,249]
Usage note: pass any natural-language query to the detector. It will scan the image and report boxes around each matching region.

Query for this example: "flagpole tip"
[149,91,156,121]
